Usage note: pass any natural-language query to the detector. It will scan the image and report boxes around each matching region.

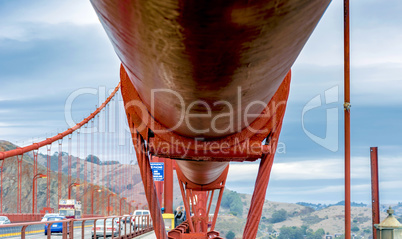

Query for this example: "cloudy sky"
[0,0,401,204]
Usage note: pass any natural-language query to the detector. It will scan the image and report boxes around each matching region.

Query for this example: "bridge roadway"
[0,220,155,238]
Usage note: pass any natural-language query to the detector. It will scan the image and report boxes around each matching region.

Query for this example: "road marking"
[0,225,92,238]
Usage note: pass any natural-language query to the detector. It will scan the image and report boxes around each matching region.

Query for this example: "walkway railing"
[0,215,153,239]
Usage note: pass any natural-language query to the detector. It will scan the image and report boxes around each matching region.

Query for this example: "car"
[131,210,150,230]
[92,218,122,238]
[122,214,132,223]
[44,216,69,235]
[41,213,59,222]
[0,216,11,225]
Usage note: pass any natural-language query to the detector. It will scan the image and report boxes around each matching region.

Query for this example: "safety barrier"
[0,215,153,239]
[0,213,44,222]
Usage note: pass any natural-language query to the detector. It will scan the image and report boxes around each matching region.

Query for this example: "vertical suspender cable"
[84,124,88,214]
[58,140,63,202]
[76,130,80,201]
[97,114,101,215]
[47,144,51,208]
[91,119,94,193]
[344,0,351,238]
[0,160,3,213]
[68,135,72,195]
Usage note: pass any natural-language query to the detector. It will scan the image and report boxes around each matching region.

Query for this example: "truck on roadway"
[58,199,82,219]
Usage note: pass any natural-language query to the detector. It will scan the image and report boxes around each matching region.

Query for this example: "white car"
[0,216,10,225]
[131,210,150,230]
[92,218,121,238]
[41,213,59,222]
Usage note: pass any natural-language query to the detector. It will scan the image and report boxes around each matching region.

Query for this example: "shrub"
[226,231,235,239]
[270,209,287,223]
[351,226,360,232]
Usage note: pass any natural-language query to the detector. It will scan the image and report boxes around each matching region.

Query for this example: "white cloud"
[228,156,402,183]
[8,1,99,26]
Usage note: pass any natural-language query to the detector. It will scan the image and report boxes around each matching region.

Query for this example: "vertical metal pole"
[91,119,94,190]
[33,150,38,213]
[0,160,3,213]
[164,158,173,214]
[32,176,36,214]
[47,145,51,208]
[58,140,63,203]
[370,147,380,239]
[68,136,72,199]
[76,131,80,201]
[17,154,23,213]
[344,1,351,238]
[91,189,94,215]
[84,124,88,215]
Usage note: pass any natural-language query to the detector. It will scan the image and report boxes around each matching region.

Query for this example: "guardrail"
[0,215,153,239]
[0,213,44,222]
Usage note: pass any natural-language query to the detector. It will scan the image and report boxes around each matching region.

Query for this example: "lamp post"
[120,197,127,215]
[32,174,47,214]
[107,193,116,215]
[91,187,102,215]
[129,200,135,214]
[68,183,80,199]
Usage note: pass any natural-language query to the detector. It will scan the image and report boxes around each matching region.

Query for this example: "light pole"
[120,197,127,215]
[68,183,80,199]
[129,200,135,214]
[32,174,47,214]
[107,193,116,215]
[91,187,102,215]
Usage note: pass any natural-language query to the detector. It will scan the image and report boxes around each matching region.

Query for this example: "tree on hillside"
[278,226,325,239]
[351,226,360,232]
[270,209,287,223]
[278,226,303,239]
[221,190,243,216]
[226,231,235,239]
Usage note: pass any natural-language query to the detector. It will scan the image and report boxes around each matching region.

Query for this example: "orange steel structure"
[90,0,331,238]
[32,174,47,214]
[370,147,380,239]
[343,0,351,238]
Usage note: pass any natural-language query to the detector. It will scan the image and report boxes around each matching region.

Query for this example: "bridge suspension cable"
[0,82,141,219]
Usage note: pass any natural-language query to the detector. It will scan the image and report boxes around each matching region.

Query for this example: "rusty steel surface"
[370,147,380,239]
[176,161,229,185]
[122,67,291,186]
[91,0,330,139]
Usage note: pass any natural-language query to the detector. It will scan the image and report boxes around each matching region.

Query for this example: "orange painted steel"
[164,158,174,214]
[121,65,291,184]
[93,0,332,237]
[344,0,351,238]
[123,66,291,238]
[0,83,120,161]
[90,0,330,139]
[370,147,380,239]
[132,129,167,239]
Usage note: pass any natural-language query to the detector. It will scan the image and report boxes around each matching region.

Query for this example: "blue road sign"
[150,162,164,181]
